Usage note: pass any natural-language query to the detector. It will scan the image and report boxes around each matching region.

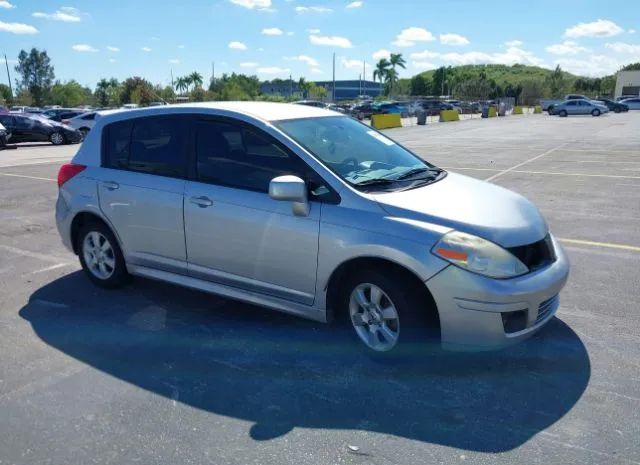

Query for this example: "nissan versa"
[55,102,570,353]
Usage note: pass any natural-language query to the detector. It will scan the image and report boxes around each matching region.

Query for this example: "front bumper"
[426,234,570,351]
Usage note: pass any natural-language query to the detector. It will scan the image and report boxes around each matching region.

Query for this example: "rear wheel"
[558,110,568,117]
[614,107,621,113]
[77,221,128,288]
[79,127,90,139]
[592,109,601,117]
[50,131,65,145]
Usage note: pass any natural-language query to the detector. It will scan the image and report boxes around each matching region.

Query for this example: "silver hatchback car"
[56,102,569,353]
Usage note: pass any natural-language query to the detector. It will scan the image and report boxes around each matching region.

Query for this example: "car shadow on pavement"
[20,271,590,453]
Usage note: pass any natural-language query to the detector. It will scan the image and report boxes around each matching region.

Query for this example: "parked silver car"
[619,97,640,110]
[55,103,569,353]
[553,99,609,117]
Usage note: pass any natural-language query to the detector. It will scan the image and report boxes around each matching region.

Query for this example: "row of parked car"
[542,94,640,117]
[0,105,104,147]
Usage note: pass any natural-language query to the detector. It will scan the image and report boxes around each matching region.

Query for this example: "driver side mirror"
[268,175,310,217]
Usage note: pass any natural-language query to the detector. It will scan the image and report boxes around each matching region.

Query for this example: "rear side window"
[103,116,188,177]
[81,113,96,121]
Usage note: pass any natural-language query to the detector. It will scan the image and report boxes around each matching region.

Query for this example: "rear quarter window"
[103,120,133,169]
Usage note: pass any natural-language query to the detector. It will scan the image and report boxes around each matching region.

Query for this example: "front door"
[183,118,320,305]
[97,115,189,274]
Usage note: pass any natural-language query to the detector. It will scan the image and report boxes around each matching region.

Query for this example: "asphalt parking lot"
[1,112,639,465]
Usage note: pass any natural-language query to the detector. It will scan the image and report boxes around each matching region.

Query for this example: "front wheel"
[592,109,601,117]
[342,269,432,355]
[50,131,65,145]
[77,222,128,288]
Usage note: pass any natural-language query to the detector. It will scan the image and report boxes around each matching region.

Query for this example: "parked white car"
[65,112,100,138]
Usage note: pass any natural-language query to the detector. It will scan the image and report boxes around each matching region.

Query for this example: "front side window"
[195,120,302,193]
[276,116,444,191]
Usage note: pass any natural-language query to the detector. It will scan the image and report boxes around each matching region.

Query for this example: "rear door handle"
[102,181,119,190]
[190,196,213,208]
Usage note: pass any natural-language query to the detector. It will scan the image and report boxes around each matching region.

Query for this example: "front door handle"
[190,196,213,208]
[102,181,119,190]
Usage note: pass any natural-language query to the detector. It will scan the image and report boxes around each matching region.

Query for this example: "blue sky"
[1,0,639,88]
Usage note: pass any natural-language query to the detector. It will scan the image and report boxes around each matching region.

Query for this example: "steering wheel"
[342,157,359,171]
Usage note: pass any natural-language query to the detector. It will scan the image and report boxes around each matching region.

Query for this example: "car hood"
[371,172,548,247]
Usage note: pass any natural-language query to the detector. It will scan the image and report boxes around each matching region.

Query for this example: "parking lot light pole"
[4,54,12,99]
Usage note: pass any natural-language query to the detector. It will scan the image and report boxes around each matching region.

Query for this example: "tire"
[614,108,621,113]
[558,110,568,117]
[339,268,433,356]
[50,131,65,145]
[592,109,601,117]
[79,127,90,139]
[77,221,128,289]
[548,106,555,115]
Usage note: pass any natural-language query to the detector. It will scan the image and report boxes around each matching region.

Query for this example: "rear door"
[97,115,189,274]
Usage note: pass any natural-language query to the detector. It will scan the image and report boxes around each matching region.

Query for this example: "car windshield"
[276,116,442,190]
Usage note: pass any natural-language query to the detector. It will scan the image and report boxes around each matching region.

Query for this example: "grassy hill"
[414,64,580,86]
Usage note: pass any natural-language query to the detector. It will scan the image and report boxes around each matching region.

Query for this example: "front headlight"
[432,231,528,279]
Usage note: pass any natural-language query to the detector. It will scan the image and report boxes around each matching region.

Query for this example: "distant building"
[313,80,383,101]
[259,79,383,101]
[615,70,640,98]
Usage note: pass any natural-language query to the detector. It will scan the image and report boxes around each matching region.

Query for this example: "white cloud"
[410,45,544,67]
[341,57,368,70]
[296,6,333,13]
[346,1,363,8]
[392,27,435,47]
[229,0,272,9]
[0,20,38,34]
[178,44,185,49]
[286,55,320,67]
[257,66,290,75]
[440,33,470,46]
[309,34,352,48]
[287,31,294,36]
[72,44,98,52]
[168,59,180,64]
[32,7,83,22]
[262,27,283,35]
[257,47,265,51]
[629,29,637,34]
[564,19,623,38]
[605,42,640,54]
[555,55,621,77]
[228,41,248,50]
[307,28,320,33]
[311,67,322,74]
[109,58,116,63]
[0,1,16,9]
[141,47,152,52]
[545,41,588,55]
[240,62,259,67]
[412,61,437,69]
[372,49,391,60]
[107,46,120,52]
[505,40,523,47]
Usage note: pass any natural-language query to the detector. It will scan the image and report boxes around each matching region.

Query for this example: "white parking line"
[0,172,56,182]
[442,167,640,180]
[26,263,73,275]
[484,144,566,182]
[558,238,640,253]
[0,245,73,264]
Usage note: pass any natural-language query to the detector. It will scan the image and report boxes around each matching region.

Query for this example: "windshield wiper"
[394,167,441,180]
[353,178,396,187]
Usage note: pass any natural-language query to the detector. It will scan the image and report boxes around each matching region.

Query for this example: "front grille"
[536,295,558,324]
[507,234,556,271]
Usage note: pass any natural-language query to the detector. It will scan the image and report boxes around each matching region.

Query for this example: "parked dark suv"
[0,114,82,145]
[415,100,453,116]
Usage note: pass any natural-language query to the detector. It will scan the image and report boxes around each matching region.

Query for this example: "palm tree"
[384,68,399,95]
[373,59,391,95]
[183,75,194,92]
[95,78,111,106]
[189,71,204,89]
[298,77,312,99]
[388,53,406,96]
[175,77,188,94]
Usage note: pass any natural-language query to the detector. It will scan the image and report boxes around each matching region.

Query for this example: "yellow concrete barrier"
[439,109,460,122]
[534,105,542,114]
[371,113,402,129]
[513,106,523,115]
[488,106,497,118]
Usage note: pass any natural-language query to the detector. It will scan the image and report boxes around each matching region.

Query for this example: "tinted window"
[195,120,302,193]
[104,120,132,169]
[81,113,96,121]
[0,115,11,126]
[128,116,187,177]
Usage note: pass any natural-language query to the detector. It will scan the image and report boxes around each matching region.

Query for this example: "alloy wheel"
[51,132,64,145]
[349,283,400,352]
[82,231,116,280]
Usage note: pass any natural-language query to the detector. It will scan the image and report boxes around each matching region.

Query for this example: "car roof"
[96,102,339,125]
